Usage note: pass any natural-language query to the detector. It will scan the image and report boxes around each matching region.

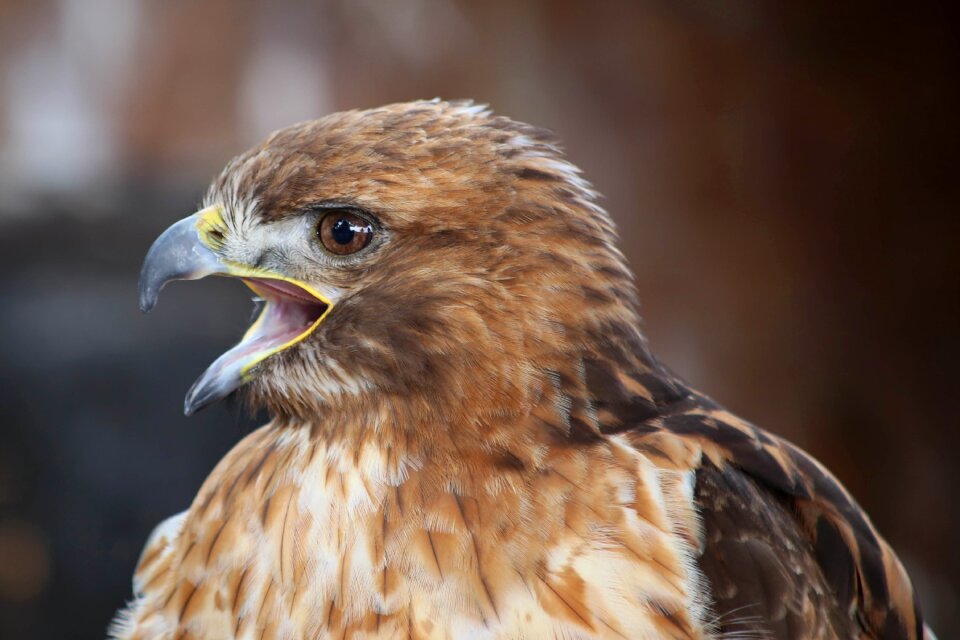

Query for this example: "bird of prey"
[113,100,933,639]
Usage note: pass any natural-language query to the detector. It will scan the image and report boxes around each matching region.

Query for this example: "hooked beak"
[139,205,333,415]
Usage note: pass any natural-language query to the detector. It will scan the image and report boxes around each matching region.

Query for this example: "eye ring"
[316,210,374,256]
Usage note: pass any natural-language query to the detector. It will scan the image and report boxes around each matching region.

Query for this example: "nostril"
[205,228,226,249]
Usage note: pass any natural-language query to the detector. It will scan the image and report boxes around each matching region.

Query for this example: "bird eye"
[316,211,374,256]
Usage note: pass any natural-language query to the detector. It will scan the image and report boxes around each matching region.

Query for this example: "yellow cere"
[195,204,228,250]
[191,203,335,381]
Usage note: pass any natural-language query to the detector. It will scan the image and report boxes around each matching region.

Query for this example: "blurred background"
[0,1,957,637]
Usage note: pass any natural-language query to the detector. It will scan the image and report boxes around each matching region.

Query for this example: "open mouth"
[180,275,332,414]
[195,276,331,388]
[230,277,330,375]
[138,204,336,414]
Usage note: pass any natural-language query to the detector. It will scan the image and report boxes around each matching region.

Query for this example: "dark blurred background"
[0,1,957,638]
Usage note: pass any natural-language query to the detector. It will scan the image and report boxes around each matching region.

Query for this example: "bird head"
[140,100,642,426]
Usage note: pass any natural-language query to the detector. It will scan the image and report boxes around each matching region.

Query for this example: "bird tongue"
[183,277,328,414]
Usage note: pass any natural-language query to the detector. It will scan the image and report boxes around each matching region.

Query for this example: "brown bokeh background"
[0,1,956,638]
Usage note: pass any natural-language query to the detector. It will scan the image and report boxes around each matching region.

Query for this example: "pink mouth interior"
[217,277,328,370]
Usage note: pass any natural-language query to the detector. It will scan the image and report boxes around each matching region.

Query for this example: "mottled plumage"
[113,100,932,639]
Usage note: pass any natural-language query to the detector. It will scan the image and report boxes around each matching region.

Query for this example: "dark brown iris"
[317,211,373,255]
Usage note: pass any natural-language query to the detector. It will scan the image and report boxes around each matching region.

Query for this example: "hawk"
[112,100,933,639]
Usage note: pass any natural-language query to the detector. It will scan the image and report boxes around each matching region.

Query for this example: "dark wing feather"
[577,341,927,639]
[694,457,853,638]
[664,403,925,639]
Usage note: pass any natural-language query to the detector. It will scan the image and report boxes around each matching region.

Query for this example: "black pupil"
[331,218,356,245]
